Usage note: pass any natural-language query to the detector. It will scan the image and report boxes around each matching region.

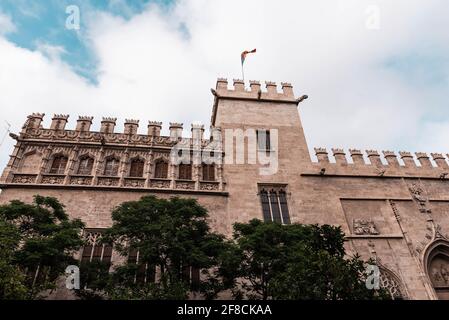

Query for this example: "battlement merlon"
[18,114,214,145]
[314,148,449,170]
[211,78,308,126]
[213,78,306,103]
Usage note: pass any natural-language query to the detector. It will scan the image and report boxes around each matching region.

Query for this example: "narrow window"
[257,130,271,151]
[49,155,68,174]
[154,161,168,179]
[278,190,291,224]
[104,158,120,176]
[259,186,291,224]
[129,159,145,177]
[178,164,192,180]
[81,229,113,265]
[78,157,94,175]
[202,164,215,181]
[128,249,156,285]
[269,189,282,224]
[260,190,272,222]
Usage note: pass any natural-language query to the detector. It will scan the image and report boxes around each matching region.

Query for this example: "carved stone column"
[169,163,176,189]
[36,146,53,183]
[92,147,105,186]
[145,152,154,188]
[193,164,201,191]
[64,146,79,185]
[119,149,129,187]
[2,141,24,183]
[217,164,224,191]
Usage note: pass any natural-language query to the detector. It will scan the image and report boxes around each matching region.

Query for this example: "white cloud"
[1,0,449,170]
[0,10,16,35]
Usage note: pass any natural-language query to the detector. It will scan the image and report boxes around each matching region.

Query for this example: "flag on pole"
[241,48,257,65]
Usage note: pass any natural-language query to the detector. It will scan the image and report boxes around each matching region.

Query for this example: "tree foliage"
[96,195,231,299]
[0,195,85,299]
[221,219,390,300]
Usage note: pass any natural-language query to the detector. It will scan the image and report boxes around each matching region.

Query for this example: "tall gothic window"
[81,229,113,288]
[256,129,271,151]
[202,164,215,181]
[129,159,145,178]
[81,229,113,265]
[154,161,168,179]
[49,155,68,174]
[259,186,291,224]
[182,265,201,292]
[77,156,94,175]
[178,163,192,180]
[104,158,120,176]
[128,249,156,285]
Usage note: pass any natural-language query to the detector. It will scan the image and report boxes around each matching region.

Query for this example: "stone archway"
[424,241,449,300]
[379,267,407,300]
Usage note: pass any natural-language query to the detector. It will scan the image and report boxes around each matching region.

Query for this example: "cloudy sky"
[0,0,448,168]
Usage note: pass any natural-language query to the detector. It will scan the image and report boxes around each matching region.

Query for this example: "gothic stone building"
[1,79,449,300]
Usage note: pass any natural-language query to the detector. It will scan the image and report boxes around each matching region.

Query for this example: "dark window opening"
[129,159,145,177]
[49,156,68,174]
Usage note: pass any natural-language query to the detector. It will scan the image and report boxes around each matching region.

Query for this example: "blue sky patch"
[0,0,174,83]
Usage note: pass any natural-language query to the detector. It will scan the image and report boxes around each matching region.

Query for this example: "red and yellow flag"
[241,48,257,65]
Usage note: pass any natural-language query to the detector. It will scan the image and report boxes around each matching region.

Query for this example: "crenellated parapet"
[313,148,449,173]
[213,78,301,103]
[4,113,226,194]
[19,114,215,149]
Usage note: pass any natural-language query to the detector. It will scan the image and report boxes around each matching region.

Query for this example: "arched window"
[379,267,406,300]
[104,158,120,176]
[77,156,94,175]
[178,163,192,180]
[129,158,145,178]
[49,155,68,174]
[202,164,215,181]
[19,151,42,174]
[426,241,449,300]
[154,161,168,179]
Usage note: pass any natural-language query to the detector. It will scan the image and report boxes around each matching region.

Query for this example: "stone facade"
[1,79,449,300]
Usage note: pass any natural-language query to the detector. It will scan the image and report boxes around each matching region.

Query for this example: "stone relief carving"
[200,182,220,191]
[431,264,449,286]
[12,175,37,184]
[353,219,379,235]
[175,181,195,190]
[409,183,431,213]
[124,179,145,188]
[70,177,92,186]
[151,180,171,189]
[97,177,120,187]
[41,175,65,185]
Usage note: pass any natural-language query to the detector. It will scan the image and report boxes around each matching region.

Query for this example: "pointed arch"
[378,266,408,300]
[129,157,145,178]
[154,159,168,179]
[103,155,121,177]
[19,150,42,174]
[49,153,69,174]
[76,154,95,175]
[424,240,449,300]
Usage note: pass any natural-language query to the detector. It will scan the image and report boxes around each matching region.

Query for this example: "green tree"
[223,219,390,300]
[99,195,231,299]
[0,218,27,299]
[0,195,85,299]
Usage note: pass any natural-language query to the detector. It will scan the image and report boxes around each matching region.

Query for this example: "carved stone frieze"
[41,175,65,185]
[353,219,379,235]
[12,174,37,184]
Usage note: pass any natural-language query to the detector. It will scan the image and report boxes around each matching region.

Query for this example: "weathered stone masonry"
[1,79,449,299]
